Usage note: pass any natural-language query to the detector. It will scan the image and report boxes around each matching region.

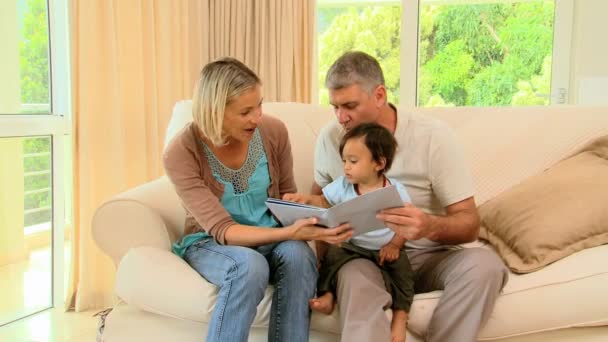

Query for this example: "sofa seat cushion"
[408,243,608,339]
[117,244,608,340]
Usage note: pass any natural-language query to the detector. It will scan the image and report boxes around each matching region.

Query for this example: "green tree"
[511,56,552,105]
[20,0,52,226]
[422,1,554,106]
[318,1,555,107]
[421,39,474,105]
[20,0,50,105]
[23,136,52,226]
[318,6,401,104]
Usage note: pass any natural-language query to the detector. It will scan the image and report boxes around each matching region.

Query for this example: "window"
[0,0,70,325]
[316,0,572,107]
[317,1,402,104]
[1,0,52,115]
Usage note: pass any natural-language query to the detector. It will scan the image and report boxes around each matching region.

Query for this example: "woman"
[163,57,353,342]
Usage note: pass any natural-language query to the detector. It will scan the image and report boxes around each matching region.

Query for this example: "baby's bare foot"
[309,292,335,315]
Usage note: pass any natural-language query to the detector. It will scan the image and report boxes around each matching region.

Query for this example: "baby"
[284,122,414,342]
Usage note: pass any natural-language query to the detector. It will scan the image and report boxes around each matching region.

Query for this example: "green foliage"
[500,2,554,74]
[427,1,554,106]
[466,55,526,105]
[318,0,555,107]
[418,5,441,66]
[434,4,507,68]
[18,0,52,225]
[20,0,50,105]
[421,40,474,105]
[511,56,552,105]
[23,136,52,226]
[318,6,401,104]
[425,95,455,107]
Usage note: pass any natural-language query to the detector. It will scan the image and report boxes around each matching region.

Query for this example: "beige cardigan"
[163,115,297,244]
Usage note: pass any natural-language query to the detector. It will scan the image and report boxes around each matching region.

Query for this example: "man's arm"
[377,196,479,245]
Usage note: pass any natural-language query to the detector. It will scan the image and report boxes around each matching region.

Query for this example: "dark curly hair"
[339,122,397,176]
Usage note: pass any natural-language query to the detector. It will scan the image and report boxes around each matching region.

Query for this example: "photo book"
[266,185,406,236]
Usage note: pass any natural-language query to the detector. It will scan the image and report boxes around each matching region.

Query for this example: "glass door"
[0,0,70,326]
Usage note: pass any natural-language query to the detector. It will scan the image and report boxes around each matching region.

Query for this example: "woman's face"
[222,84,263,145]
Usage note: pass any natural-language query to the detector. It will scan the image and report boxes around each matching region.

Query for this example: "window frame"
[314,0,574,107]
[0,0,71,309]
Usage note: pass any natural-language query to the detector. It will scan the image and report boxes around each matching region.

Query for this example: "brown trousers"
[317,242,415,312]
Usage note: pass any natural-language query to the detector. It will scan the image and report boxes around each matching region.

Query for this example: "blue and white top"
[322,176,411,250]
[172,129,279,257]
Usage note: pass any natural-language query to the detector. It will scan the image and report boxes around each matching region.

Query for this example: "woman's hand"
[282,193,312,204]
[287,217,353,244]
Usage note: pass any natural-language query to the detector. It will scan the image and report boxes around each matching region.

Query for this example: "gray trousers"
[336,246,509,342]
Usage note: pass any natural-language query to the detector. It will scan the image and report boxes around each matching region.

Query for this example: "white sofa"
[93,101,608,341]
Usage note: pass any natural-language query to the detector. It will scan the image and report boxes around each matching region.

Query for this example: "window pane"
[0,136,53,325]
[0,0,51,115]
[318,1,402,104]
[417,0,555,107]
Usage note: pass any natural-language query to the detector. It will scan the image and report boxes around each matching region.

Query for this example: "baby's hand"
[379,243,401,266]
[282,193,311,204]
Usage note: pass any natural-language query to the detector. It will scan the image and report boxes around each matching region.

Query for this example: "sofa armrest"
[115,246,217,323]
[92,176,186,266]
[92,197,171,266]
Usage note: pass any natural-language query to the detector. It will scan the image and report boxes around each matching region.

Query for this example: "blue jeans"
[184,238,317,342]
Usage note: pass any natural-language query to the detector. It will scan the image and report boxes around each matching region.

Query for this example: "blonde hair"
[192,57,261,146]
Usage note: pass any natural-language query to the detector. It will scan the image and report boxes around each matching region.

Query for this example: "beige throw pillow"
[479,135,608,273]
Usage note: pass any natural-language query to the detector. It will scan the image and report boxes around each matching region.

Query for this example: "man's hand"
[378,242,401,266]
[377,203,434,241]
[377,197,480,245]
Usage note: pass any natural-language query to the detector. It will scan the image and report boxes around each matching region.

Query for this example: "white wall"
[569,0,608,105]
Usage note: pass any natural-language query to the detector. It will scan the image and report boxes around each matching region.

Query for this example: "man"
[313,51,508,342]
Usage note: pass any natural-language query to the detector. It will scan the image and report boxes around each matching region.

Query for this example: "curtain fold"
[67,0,315,311]
[67,0,204,311]
[204,0,314,102]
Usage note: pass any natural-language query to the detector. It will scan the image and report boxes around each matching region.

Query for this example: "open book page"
[265,199,328,227]
[266,185,406,236]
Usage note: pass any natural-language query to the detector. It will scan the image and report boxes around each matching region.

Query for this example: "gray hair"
[192,57,260,146]
[325,51,385,94]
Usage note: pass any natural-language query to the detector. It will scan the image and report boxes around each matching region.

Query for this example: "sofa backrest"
[165,100,335,193]
[166,101,608,209]
[419,105,608,205]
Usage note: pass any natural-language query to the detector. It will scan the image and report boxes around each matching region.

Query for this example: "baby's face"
[341,137,383,184]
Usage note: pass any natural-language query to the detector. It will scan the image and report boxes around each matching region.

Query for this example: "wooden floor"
[0,307,98,342]
[1,244,98,341]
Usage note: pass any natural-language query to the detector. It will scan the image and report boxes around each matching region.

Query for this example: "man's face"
[328,83,385,131]
[222,84,263,145]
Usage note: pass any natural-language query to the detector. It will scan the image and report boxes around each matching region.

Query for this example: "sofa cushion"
[479,135,608,273]
[115,244,608,340]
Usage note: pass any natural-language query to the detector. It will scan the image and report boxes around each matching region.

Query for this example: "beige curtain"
[198,0,314,102]
[67,1,315,311]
